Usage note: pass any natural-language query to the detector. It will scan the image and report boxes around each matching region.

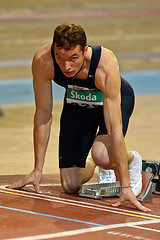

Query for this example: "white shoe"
[129,151,142,196]
[98,168,116,184]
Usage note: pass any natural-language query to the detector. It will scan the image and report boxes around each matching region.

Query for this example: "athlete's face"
[53,44,87,77]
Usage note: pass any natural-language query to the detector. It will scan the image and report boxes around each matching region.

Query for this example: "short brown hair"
[53,23,87,51]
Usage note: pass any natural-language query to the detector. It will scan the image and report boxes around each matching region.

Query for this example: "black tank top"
[51,45,134,108]
[51,45,101,89]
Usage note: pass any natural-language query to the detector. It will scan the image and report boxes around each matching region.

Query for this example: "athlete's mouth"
[64,71,74,76]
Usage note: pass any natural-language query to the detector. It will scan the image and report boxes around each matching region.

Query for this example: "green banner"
[66,88,103,104]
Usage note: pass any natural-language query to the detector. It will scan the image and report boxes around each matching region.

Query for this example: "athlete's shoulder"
[95,47,120,89]
[98,47,119,72]
[101,47,117,63]
[32,43,54,78]
[33,43,52,66]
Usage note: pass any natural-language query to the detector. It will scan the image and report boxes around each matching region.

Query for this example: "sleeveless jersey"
[51,45,134,108]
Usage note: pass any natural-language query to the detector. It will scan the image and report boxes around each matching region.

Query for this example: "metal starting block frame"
[79,159,160,201]
[79,177,153,202]
[143,159,160,195]
[152,179,160,195]
[142,159,160,178]
[79,182,120,199]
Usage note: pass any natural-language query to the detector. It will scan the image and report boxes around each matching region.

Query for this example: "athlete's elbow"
[109,126,123,140]
[34,111,52,126]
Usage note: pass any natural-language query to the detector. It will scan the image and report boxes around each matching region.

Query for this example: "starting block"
[79,171,153,202]
[138,171,153,202]
[79,181,120,200]
[79,159,160,202]
[142,159,160,178]
[152,179,160,194]
[142,159,160,195]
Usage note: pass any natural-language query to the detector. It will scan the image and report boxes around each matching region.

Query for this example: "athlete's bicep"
[99,64,122,136]
[32,55,53,116]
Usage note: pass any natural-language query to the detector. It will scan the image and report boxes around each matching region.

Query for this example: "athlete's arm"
[95,48,150,211]
[32,48,53,173]
[7,45,54,192]
[96,48,130,187]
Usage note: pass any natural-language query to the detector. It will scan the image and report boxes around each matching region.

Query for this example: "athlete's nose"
[63,61,71,71]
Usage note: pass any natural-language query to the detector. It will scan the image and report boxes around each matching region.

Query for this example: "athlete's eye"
[71,56,78,62]
[57,55,62,60]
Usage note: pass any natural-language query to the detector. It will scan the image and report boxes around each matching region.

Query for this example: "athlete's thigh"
[121,78,135,136]
[121,93,135,136]
[59,103,98,168]
[97,95,135,137]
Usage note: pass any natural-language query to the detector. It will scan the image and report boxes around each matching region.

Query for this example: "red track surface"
[0,174,160,240]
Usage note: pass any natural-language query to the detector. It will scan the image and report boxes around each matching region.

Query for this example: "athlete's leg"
[59,103,98,194]
[92,135,142,196]
[60,155,96,194]
[91,134,133,170]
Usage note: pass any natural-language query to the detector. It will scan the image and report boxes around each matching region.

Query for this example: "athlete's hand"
[6,169,42,193]
[112,187,151,212]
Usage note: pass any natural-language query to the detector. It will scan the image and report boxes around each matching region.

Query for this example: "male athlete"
[8,24,150,211]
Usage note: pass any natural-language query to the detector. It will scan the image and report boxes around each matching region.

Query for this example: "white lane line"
[0,60,32,67]
[1,33,160,47]
[1,51,160,68]
[0,184,160,218]
[0,9,160,21]
[3,219,160,240]
[0,185,159,220]
[1,188,135,218]
[39,183,61,187]
[132,225,160,233]
[106,231,151,240]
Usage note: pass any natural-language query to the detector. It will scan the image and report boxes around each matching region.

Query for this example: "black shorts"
[59,78,135,168]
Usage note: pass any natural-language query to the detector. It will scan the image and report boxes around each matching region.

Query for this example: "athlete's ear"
[84,45,88,56]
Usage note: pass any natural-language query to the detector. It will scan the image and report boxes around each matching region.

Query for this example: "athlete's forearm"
[110,133,130,187]
[33,114,52,173]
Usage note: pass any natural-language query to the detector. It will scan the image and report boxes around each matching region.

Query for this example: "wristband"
[121,185,131,189]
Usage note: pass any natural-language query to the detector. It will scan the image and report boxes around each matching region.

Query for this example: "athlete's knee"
[62,180,81,194]
[91,146,111,169]
[61,175,81,194]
